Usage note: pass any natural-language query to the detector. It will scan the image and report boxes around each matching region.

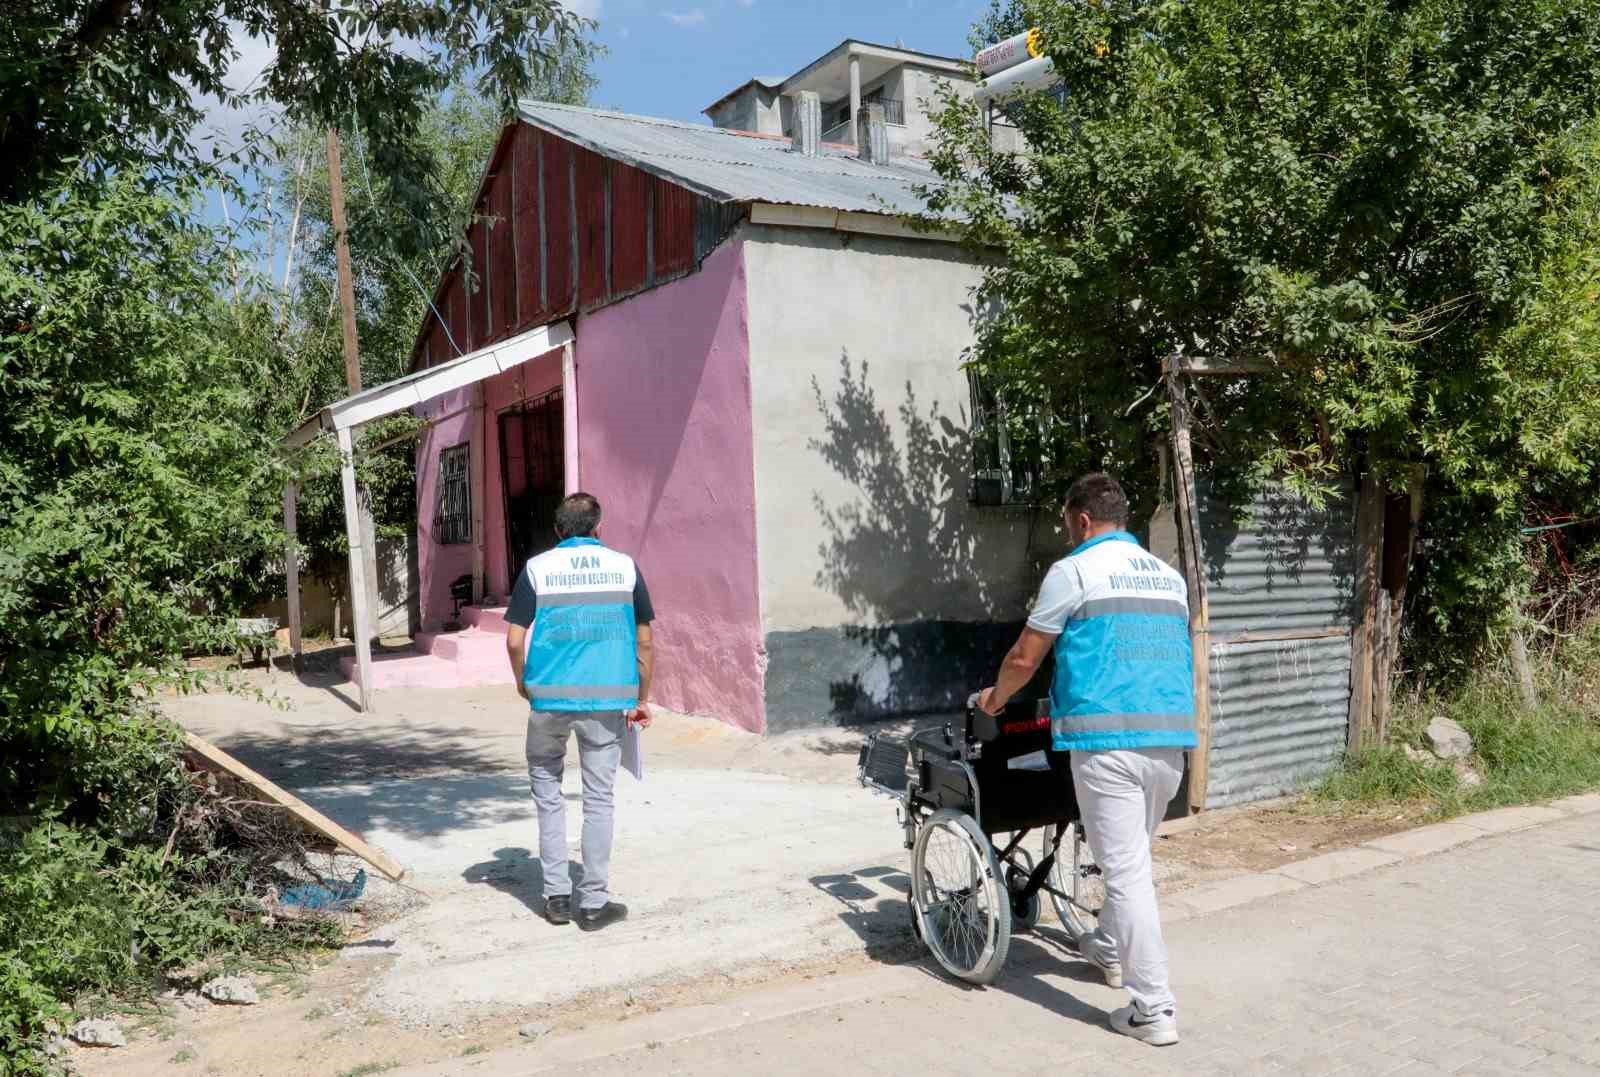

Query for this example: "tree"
[1,0,586,260]
[925,0,1600,674]
[0,171,281,813]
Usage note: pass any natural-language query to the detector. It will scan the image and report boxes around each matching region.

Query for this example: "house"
[385,98,1047,735]
[290,84,1368,813]
[702,39,975,158]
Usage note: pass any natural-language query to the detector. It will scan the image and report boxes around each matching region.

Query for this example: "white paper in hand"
[621,716,643,781]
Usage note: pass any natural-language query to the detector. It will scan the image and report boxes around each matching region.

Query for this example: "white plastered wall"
[741,223,1045,636]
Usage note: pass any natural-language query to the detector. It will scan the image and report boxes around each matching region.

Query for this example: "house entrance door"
[499,387,565,584]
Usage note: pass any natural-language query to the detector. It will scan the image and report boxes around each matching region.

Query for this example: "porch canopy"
[280,319,575,712]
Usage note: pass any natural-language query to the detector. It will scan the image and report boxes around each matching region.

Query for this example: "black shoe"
[576,902,628,932]
[544,895,572,926]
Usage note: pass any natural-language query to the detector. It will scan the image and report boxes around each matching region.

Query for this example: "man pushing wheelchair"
[977,471,1194,1047]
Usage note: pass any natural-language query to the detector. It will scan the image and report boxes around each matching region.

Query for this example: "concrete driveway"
[167,671,1208,1029]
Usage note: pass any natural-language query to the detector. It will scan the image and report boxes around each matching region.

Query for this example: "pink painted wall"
[574,239,766,731]
[415,348,563,631]
[482,351,563,598]
[416,387,474,632]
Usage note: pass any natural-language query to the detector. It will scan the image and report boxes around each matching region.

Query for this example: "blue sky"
[579,0,985,121]
[195,2,992,262]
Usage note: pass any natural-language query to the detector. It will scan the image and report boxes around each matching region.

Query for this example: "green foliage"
[0,13,602,1072]
[1,0,588,263]
[1315,622,1600,815]
[0,174,319,1072]
[0,811,338,1075]
[0,173,282,808]
[929,0,1600,673]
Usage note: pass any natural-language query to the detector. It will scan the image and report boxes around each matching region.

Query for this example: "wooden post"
[326,124,381,644]
[1374,464,1426,740]
[338,426,375,713]
[562,340,580,493]
[1348,464,1386,751]
[1508,583,1539,710]
[1166,365,1212,813]
[470,383,487,603]
[283,482,303,664]
[1372,589,1393,742]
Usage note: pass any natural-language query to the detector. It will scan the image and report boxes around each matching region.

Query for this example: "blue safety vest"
[522,537,639,712]
[1046,532,1197,751]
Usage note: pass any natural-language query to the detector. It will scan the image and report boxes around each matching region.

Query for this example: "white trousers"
[1070,747,1186,1014]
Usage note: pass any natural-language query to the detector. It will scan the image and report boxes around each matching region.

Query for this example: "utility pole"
[326,127,362,396]
[325,123,377,712]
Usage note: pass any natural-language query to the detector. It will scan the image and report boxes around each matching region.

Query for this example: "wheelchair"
[857,696,1102,985]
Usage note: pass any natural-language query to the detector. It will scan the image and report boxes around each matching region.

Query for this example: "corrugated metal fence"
[1197,480,1358,808]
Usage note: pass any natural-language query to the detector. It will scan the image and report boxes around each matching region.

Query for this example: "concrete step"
[414,627,506,662]
[338,644,510,690]
[460,605,509,634]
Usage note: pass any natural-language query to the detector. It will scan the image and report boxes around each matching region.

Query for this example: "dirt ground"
[71,664,1427,1077]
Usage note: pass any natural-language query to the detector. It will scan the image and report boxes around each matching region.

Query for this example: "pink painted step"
[460,605,509,633]
[339,611,514,691]
[415,627,504,661]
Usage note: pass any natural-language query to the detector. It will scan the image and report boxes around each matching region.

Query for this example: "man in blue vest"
[504,492,654,933]
[977,472,1195,1046]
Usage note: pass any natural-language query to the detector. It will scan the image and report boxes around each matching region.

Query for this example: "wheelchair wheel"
[1006,848,1041,931]
[1043,822,1103,944]
[911,809,1011,985]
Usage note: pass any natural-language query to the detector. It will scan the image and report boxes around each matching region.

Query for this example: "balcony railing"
[875,98,906,126]
[819,98,908,142]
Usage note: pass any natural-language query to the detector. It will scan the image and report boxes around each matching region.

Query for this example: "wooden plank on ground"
[181,730,406,882]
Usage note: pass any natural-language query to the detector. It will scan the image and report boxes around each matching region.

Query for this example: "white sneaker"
[1109,1003,1179,1046]
[1078,930,1124,988]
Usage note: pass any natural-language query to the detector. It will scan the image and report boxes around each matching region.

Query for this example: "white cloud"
[662,9,707,26]
[564,0,603,17]
[189,27,283,157]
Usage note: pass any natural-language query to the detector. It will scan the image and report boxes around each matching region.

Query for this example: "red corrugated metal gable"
[574,147,607,308]
[408,119,738,369]
[542,131,575,316]
[512,124,541,326]
[610,159,649,297]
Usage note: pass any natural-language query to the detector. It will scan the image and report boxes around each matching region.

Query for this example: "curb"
[1160,792,1600,924]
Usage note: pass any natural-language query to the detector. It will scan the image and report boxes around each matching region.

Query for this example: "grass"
[1315,625,1600,818]
[461,1044,488,1057]
[335,1064,398,1077]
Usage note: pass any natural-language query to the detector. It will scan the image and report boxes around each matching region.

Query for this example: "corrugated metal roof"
[517,102,946,217]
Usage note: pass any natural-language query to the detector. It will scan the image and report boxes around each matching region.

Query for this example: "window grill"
[435,442,472,545]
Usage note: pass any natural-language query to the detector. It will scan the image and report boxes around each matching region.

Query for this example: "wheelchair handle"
[966,692,1000,743]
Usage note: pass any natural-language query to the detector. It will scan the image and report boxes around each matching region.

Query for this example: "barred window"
[969,370,1050,507]
[435,443,471,545]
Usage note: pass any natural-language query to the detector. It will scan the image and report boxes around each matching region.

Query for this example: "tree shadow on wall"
[1197,479,1358,627]
[804,354,1044,722]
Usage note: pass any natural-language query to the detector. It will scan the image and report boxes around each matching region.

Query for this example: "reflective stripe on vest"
[1048,531,1197,752]
[523,537,639,712]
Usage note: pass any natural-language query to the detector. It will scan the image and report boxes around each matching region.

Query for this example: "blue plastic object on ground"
[280,868,366,910]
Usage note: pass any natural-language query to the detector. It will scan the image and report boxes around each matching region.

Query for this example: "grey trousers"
[1071,747,1186,1015]
[525,710,624,910]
